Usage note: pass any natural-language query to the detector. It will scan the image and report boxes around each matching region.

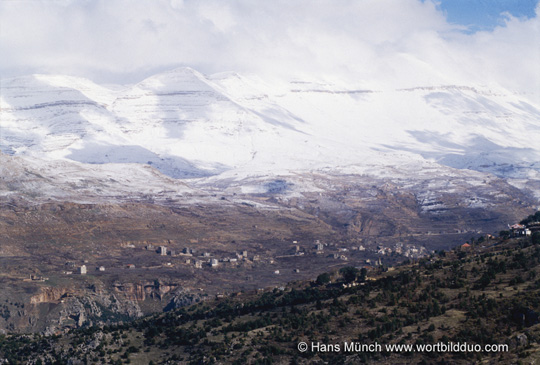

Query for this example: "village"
[4,216,538,337]
[45,218,539,284]
[17,217,539,298]
[50,236,432,283]
[13,216,540,315]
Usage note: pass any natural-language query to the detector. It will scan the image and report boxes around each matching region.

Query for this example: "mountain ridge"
[2,67,539,182]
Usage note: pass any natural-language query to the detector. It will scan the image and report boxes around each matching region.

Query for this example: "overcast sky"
[0,0,538,92]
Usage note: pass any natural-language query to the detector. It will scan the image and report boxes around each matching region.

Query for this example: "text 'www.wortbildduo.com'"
[297,341,509,353]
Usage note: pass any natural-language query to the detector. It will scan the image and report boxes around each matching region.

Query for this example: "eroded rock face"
[0,276,207,334]
[165,289,206,311]
[30,287,71,304]
[1,283,152,334]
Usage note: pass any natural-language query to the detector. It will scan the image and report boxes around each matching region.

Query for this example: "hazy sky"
[0,0,538,91]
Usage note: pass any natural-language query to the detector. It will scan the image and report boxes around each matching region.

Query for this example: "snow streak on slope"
[1,67,540,182]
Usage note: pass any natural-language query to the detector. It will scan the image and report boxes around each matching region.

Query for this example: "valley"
[2,212,540,364]
[0,67,539,337]
[0,150,537,334]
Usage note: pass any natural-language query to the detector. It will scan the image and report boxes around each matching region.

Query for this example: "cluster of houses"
[310,240,427,261]
[377,243,428,258]
[179,248,253,269]
[62,245,258,276]
[53,219,540,283]
[508,222,540,237]
[140,241,312,273]
[208,251,254,268]
[312,240,351,261]
[457,221,540,252]
[61,236,438,278]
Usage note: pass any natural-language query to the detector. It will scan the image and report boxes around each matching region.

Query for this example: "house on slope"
[509,224,531,237]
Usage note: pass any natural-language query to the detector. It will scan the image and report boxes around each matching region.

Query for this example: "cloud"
[0,0,538,93]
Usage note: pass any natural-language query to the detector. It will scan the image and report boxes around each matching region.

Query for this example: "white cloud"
[0,0,538,93]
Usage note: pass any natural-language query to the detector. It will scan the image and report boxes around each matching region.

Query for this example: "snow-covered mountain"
[1,67,540,183]
[2,68,540,338]
[2,67,540,262]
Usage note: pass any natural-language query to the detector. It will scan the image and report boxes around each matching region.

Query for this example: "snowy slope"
[0,153,198,204]
[1,67,540,183]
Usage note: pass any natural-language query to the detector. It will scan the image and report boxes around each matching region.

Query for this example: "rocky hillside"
[2,215,540,364]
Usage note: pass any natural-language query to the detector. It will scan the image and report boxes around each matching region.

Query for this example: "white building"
[80,265,87,275]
